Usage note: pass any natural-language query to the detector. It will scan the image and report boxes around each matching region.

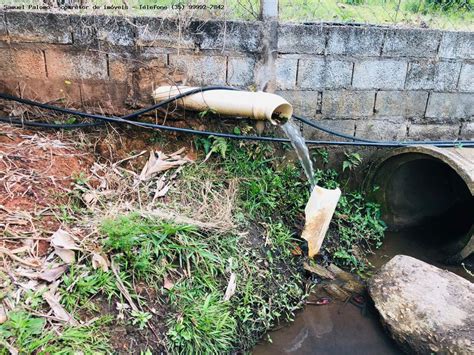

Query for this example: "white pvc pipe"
[152,85,293,125]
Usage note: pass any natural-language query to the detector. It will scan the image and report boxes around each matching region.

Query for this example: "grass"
[0,311,111,354]
[280,0,473,30]
[99,212,305,353]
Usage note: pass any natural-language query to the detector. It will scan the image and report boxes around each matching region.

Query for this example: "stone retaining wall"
[0,11,472,140]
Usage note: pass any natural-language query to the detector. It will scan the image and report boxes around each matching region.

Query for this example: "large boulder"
[368,255,474,354]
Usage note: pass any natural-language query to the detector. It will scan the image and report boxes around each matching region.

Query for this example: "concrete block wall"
[0,11,472,141]
[275,25,473,141]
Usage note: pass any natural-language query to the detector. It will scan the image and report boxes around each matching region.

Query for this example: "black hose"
[0,88,472,148]
[0,116,103,129]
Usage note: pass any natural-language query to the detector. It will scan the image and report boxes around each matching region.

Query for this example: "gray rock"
[405,60,461,91]
[369,255,474,354]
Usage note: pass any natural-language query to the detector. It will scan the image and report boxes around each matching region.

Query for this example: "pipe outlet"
[152,86,293,125]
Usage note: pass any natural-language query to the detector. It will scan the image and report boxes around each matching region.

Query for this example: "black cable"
[0,116,103,129]
[0,89,472,148]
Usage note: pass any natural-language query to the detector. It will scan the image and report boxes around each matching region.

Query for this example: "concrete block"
[44,49,107,80]
[170,55,226,85]
[81,80,128,114]
[189,20,261,53]
[425,93,473,120]
[322,90,375,118]
[275,57,297,90]
[353,59,407,90]
[108,48,167,83]
[131,59,184,106]
[405,60,461,91]
[278,24,325,54]
[227,57,255,87]
[408,124,459,140]
[6,12,72,44]
[303,119,355,142]
[438,32,474,59]
[326,26,384,56]
[276,90,320,117]
[375,91,428,118]
[18,78,82,106]
[298,58,353,90]
[458,63,474,92]
[0,47,46,79]
[136,17,194,48]
[71,15,135,47]
[460,122,474,140]
[382,29,441,58]
[356,119,407,141]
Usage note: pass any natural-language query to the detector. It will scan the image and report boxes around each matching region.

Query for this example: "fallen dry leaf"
[37,265,68,283]
[223,273,237,301]
[163,275,174,290]
[91,253,109,272]
[43,286,78,325]
[139,149,191,181]
[54,248,75,264]
[51,229,80,250]
[0,305,7,324]
[51,229,80,264]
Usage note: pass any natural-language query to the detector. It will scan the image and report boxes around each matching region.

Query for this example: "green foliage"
[131,311,153,330]
[59,265,119,312]
[100,213,305,353]
[342,152,362,172]
[221,141,308,224]
[167,289,237,354]
[0,311,110,354]
[195,136,229,160]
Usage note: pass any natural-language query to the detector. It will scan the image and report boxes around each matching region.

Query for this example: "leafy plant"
[131,311,152,330]
[342,152,362,172]
[0,311,110,354]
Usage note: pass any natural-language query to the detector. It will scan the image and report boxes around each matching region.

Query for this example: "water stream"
[281,121,315,189]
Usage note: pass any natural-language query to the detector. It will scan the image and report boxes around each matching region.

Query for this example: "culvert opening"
[370,152,473,264]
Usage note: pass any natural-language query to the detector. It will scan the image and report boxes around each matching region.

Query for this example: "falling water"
[281,120,315,189]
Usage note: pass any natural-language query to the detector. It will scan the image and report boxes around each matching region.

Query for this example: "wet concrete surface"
[253,300,401,355]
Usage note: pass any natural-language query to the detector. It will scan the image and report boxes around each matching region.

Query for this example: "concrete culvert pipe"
[152,86,293,125]
[368,146,474,263]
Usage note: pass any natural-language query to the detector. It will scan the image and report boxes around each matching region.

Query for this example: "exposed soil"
[0,126,93,255]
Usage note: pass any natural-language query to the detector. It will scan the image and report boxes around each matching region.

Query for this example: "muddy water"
[253,229,473,354]
[253,301,401,355]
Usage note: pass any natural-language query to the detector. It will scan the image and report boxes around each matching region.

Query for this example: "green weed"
[100,213,305,353]
[0,311,110,354]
